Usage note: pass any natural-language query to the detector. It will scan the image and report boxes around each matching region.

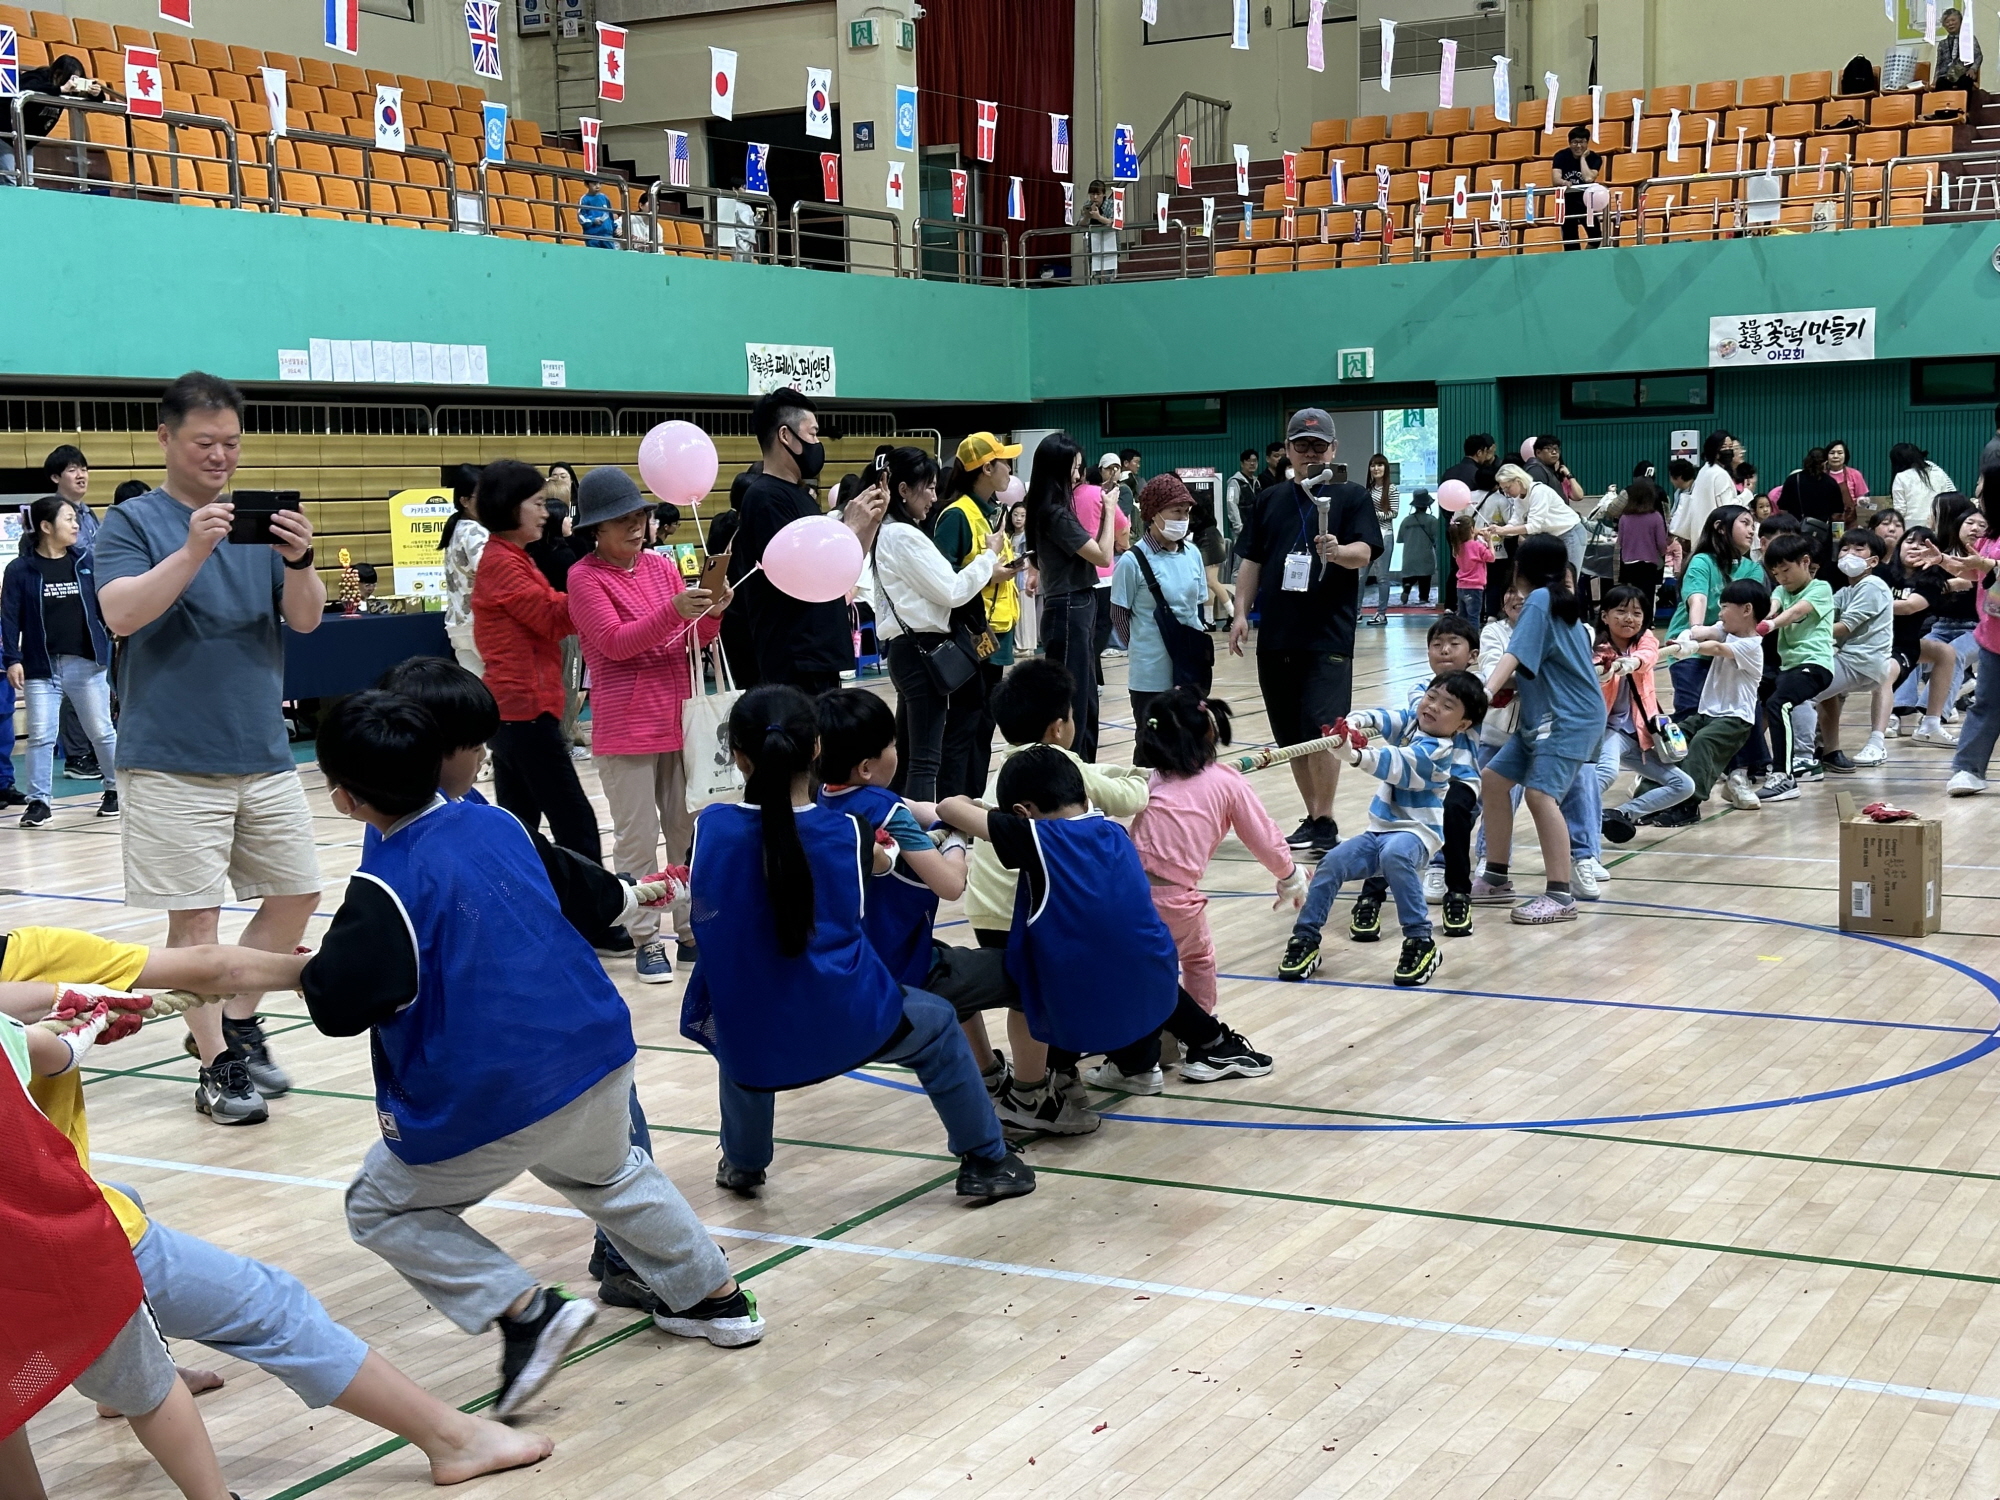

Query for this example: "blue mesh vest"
[1004,813,1179,1054]
[680,802,906,1090]
[816,783,939,987]
[359,799,635,1164]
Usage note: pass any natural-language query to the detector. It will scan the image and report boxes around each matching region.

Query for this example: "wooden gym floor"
[13,621,2000,1499]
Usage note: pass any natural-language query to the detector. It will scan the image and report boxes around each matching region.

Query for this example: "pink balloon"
[999,475,1026,507]
[1519,438,1537,463]
[638,421,719,506]
[763,514,863,603]
[1436,479,1474,512]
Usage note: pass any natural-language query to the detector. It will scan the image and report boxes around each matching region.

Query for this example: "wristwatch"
[284,548,316,571]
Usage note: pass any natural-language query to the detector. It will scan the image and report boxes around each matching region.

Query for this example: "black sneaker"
[1791,761,1825,784]
[1639,801,1701,827]
[1600,808,1637,844]
[18,799,51,828]
[715,1160,766,1197]
[1178,1027,1273,1082]
[1393,935,1442,988]
[96,790,120,818]
[591,927,636,956]
[1348,892,1383,942]
[494,1287,597,1418]
[597,1266,665,1315]
[1307,817,1340,858]
[956,1148,1036,1200]
[0,786,24,808]
[64,756,102,781]
[1284,817,1319,850]
[1822,750,1857,774]
[194,1056,268,1125]
[994,1080,1101,1134]
[1441,891,1473,937]
[222,1015,291,1098]
[653,1286,765,1347]
[1277,933,1321,981]
[980,1048,1012,1101]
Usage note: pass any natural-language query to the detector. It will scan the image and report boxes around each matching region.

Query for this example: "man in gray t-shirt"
[93,372,327,1127]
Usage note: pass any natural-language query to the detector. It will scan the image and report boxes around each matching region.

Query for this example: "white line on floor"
[91,1151,2000,1414]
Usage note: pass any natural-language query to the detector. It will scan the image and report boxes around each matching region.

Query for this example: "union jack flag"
[1050,113,1069,176]
[0,27,16,100]
[465,0,501,81]
[667,128,689,188]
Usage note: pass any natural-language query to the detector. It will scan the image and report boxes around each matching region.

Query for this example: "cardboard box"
[1834,792,1943,938]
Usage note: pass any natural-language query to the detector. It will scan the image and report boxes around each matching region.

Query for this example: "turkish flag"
[950,168,967,218]
[821,152,840,202]
[125,47,163,118]
[1176,134,1192,190]
[1282,150,1297,204]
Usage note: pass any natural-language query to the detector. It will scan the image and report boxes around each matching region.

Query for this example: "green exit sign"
[1339,347,1375,380]
[848,18,878,47]
[897,19,915,48]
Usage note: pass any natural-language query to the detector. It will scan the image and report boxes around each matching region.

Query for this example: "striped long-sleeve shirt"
[1350,706,1458,856]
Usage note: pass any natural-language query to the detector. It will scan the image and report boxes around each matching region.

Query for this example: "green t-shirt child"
[1772,577,1836,670]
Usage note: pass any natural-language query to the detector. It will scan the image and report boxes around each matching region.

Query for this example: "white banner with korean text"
[746,343,837,396]
[1708,308,1874,367]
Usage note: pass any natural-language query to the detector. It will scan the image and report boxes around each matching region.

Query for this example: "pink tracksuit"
[1131,762,1296,1011]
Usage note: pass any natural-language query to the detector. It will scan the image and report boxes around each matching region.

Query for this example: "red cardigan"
[471,537,572,722]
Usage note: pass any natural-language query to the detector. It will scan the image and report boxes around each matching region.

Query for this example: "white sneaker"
[1571,859,1601,901]
[1421,866,1448,903]
[1914,721,1958,746]
[1082,1061,1163,1094]
[1948,770,1988,797]
[1577,856,1611,886]
[1854,740,1888,767]
[1722,771,1761,810]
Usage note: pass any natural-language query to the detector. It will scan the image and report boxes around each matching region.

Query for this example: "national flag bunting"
[466,1,501,81]
[325,0,358,55]
[125,46,163,118]
[710,47,736,120]
[1111,187,1125,228]
[1113,123,1138,181]
[885,159,905,210]
[1062,180,1074,224]
[667,128,690,187]
[0,28,16,100]
[805,66,832,139]
[1233,143,1249,196]
[950,168,968,218]
[1176,134,1192,190]
[581,116,601,173]
[744,140,768,194]
[975,99,997,162]
[482,100,507,163]
[1050,113,1069,176]
[259,65,286,133]
[597,24,625,102]
[1007,176,1024,220]
[375,85,404,151]
[1155,191,1169,233]
[821,152,840,202]
[1282,150,1297,203]
[158,0,192,25]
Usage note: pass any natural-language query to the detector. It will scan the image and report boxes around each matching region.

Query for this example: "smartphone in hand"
[227,491,303,545]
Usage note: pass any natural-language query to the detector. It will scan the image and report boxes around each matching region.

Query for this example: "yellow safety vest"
[944,495,1019,635]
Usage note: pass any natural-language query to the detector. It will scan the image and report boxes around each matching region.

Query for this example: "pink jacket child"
[1129,692,1306,1013]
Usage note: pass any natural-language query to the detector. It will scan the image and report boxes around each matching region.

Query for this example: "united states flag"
[667,129,689,187]
[1050,113,1069,176]
[465,1,501,81]
[0,27,16,100]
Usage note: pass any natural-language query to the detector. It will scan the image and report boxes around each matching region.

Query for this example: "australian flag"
[668,128,690,188]
[1112,122,1139,182]
[745,141,769,194]
[1050,113,1069,176]
[466,0,501,81]
[0,27,16,100]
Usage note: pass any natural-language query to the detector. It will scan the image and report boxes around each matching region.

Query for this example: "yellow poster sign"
[389,488,454,598]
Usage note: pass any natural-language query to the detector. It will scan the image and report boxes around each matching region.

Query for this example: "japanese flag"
[951,168,968,218]
[710,46,737,120]
[1063,181,1074,224]
[261,66,288,135]
[597,24,625,102]
[375,84,404,151]
[1452,175,1467,218]
[1234,143,1250,197]
[1156,191,1169,233]
[581,116,601,174]
[159,0,192,25]
[886,159,905,210]
[125,46,163,118]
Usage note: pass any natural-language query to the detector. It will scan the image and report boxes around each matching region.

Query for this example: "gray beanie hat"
[575,466,649,529]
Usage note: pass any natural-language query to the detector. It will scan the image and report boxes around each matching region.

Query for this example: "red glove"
[1862,801,1917,823]
[1755,619,1775,636]
[50,988,153,1045]
[1347,728,1369,751]
[875,827,897,849]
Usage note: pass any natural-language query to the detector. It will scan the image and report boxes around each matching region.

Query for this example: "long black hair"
[1594,584,1647,650]
[884,446,941,530]
[1692,501,1751,574]
[1135,687,1232,776]
[438,463,484,550]
[1022,431,1083,564]
[1513,532,1581,623]
[19,496,72,557]
[1883,524,1938,589]
[728,685,821,958]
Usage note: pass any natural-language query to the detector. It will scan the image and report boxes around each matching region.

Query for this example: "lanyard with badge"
[1280,484,1323,592]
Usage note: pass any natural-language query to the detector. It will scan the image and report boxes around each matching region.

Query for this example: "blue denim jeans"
[1297,829,1432,941]
[1605,726,1694,817]
[25,654,117,802]
[718,988,1005,1170]
[0,671,13,790]
[1564,734,1617,862]
[1952,645,2000,780]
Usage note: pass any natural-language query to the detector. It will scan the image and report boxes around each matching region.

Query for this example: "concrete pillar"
[834,0,919,274]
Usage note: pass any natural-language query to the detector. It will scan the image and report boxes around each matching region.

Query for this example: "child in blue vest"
[682,685,1034,1201]
[936,746,1272,1095]
[305,692,758,1422]
[815,688,1100,1138]
[1278,670,1488,990]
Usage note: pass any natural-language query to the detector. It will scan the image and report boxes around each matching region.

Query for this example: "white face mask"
[1158,517,1189,541]
[1837,553,1870,577]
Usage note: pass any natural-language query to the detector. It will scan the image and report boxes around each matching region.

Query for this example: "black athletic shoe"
[1284,817,1319,850]
[597,1266,665,1315]
[1639,801,1701,827]
[1441,891,1473,938]
[64,756,102,781]
[1822,750,1857,774]
[194,1057,268,1125]
[494,1287,597,1418]
[1178,1027,1274,1082]
[1307,817,1340,858]
[1600,808,1637,845]
[1393,936,1442,988]
[654,1286,765,1347]
[0,786,25,808]
[96,790,120,818]
[1277,933,1322,981]
[957,1148,1036,1200]
[18,799,51,829]
[715,1160,766,1197]
[1348,892,1383,942]
[222,1014,291,1098]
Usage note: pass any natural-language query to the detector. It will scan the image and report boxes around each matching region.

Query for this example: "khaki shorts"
[122,768,323,910]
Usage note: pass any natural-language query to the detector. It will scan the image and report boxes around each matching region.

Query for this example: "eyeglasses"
[1289,439,1330,456]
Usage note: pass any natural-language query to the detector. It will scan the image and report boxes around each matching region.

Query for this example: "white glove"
[53,1009,111,1074]
[934,829,973,858]
[1274,866,1308,911]
[1612,654,1640,677]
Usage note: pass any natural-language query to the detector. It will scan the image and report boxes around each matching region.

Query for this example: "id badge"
[1281,550,1312,592]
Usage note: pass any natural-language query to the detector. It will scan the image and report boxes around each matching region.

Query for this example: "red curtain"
[919,0,1075,261]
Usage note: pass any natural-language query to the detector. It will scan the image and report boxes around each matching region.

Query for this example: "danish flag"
[975,99,997,162]
[581,116,600,174]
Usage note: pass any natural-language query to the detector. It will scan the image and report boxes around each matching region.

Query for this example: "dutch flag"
[325,0,358,54]
[1006,176,1024,221]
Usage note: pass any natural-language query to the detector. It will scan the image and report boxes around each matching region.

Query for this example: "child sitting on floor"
[1277,671,1487,988]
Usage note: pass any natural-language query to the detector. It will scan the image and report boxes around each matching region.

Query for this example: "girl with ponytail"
[680,685,1034,1202]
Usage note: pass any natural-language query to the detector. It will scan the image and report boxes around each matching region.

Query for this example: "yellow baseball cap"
[956,431,1022,468]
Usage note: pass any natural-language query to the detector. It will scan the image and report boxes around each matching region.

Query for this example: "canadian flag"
[821,152,840,202]
[1111,187,1125,228]
[1176,134,1192,190]
[597,24,625,102]
[950,168,967,218]
[975,99,997,162]
[581,116,600,173]
[158,0,191,25]
[886,159,905,210]
[710,46,736,120]
[125,46,163,118]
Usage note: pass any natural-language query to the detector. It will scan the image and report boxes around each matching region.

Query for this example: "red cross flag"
[950,168,967,218]
[886,159,905,210]
[975,99,997,162]
[125,46,163,117]
[1176,134,1192,190]
[597,23,625,102]
[821,152,840,202]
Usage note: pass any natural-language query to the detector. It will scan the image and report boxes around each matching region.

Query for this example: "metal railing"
[1842,148,2000,226]
[787,200,906,276]
[1138,92,1232,184]
[651,183,780,263]
[913,217,1012,284]
[265,126,462,230]
[10,91,243,206]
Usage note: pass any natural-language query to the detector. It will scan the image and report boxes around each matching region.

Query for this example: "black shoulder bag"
[873,534,980,695]
[1130,545,1214,694]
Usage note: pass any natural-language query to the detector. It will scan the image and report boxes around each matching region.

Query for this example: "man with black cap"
[1228,408,1383,857]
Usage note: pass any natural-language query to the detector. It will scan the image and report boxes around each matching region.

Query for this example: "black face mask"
[788,432,826,481]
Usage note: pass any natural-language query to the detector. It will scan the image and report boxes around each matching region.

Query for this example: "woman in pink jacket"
[567,468,730,985]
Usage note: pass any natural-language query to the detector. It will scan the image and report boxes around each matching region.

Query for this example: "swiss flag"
[158,0,192,25]
[1175,134,1192,190]
[950,168,967,218]
[820,151,840,203]
[597,23,625,102]
[125,46,163,118]
[975,99,997,162]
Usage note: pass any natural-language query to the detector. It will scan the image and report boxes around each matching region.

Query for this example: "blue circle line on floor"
[850,900,2000,1133]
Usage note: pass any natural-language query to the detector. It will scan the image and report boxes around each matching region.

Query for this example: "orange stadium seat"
[1693,79,1739,111]
[1389,111,1428,140]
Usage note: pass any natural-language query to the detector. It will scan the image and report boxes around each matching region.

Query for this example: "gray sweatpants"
[345,1062,728,1333]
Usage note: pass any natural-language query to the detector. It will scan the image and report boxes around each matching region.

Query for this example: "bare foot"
[428,1419,553,1486]
[99,1366,223,1416]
